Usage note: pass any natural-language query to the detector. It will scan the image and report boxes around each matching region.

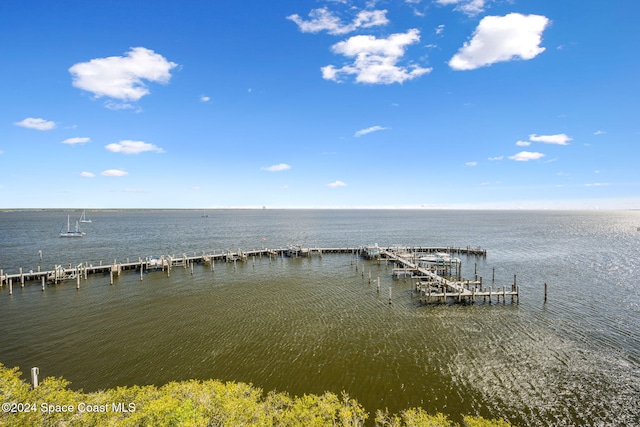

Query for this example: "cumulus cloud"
[287,7,389,35]
[508,151,545,162]
[436,0,487,16]
[465,161,478,167]
[585,182,609,187]
[327,180,347,188]
[322,29,431,84]
[449,13,549,70]
[261,163,292,172]
[529,133,572,145]
[354,125,390,137]
[69,47,178,101]
[200,95,210,103]
[594,130,606,135]
[14,117,56,130]
[105,140,164,154]
[516,140,531,147]
[80,171,95,178]
[101,169,128,177]
[62,137,91,145]
[488,156,503,161]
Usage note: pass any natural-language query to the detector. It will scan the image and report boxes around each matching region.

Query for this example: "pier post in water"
[20,268,24,287]
[388,287,392,304]
[42,276,45,291]
[9,279,13,295]
[544,282,547,303]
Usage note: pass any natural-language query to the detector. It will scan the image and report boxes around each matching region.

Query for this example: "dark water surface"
[1,209,639,426]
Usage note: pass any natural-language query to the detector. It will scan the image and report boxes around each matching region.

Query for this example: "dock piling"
[31,367,39,389]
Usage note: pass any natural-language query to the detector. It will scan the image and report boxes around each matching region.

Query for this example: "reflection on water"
[1,209,639,426]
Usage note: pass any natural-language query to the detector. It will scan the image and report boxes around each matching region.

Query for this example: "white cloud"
[529,133,572,145]
[69,47,178,101]
[594,130,606,135]
[465,161,478,167]
[436,0,487,16]
[585,183,609,187]
[508,151,545,162]
[354,125,389,137]
[449,13,549,70]
[62,137,90,145]
[287,7,389,35]
[327,180,347,188]
[80,171,95,178]
[322,29,432,84]
[14,117,56,131]
[200,95,210,103]
[104,101,137,111]
[261,163,291,172]
[101,169,128,177]
[488,156,503,161]
[515,140,531,146]
[435,24,445,35]
[105,140,164,154]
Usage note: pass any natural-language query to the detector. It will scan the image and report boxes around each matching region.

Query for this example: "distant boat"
[201,210,209,218]
[79,210,92,223]
[60,215,85,237]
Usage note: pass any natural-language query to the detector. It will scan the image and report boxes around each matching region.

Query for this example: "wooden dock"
[0,245,507,305]
[378,247,518,304]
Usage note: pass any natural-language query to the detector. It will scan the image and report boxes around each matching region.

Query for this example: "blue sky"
[1,0,638,209]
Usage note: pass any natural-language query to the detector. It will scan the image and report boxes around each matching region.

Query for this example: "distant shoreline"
[1,207,638,212]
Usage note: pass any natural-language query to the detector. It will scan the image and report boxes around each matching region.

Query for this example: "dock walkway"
[0,245,514,304]
[378,247,518,304]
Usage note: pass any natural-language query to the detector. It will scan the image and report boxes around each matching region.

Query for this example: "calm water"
[1,209,639,426]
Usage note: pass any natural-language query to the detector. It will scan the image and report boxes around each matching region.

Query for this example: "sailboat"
[60,215,85,237]
[79,210,92,223]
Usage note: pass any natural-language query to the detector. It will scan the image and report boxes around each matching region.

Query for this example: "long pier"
[0,245,508,304]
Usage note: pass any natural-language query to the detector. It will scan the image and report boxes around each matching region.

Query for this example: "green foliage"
[463,415,514,427]
[0,363,515,427]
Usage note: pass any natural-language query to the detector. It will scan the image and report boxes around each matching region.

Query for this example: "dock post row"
[0,245,513,305]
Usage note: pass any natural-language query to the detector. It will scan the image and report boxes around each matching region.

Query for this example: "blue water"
[1,209,639,426]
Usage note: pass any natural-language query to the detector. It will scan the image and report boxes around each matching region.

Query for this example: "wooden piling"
[41,276,45,291]
[31,367,39,389]
[544,282,547,303]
